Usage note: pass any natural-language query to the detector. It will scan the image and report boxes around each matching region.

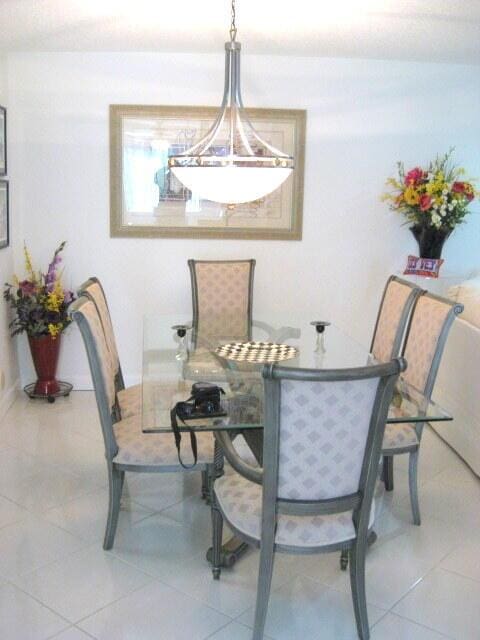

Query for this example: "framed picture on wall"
[110,105,306,240]
[0,180,9,249]
[0,106,6,176]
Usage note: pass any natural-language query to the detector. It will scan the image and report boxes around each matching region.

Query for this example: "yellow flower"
[404,186,420,206]
[23,243,36,282]
[48,323,63,338]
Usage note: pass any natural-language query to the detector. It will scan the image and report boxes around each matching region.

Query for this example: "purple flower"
[45,254,63,292]
[63,290,74,304]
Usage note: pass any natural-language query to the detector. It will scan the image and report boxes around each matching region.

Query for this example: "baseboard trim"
[0,378,20,419]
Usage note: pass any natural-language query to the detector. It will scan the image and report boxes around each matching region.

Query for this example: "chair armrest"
[214,430,263,485]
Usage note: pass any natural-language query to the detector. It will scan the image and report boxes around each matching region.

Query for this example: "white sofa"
[431,276,480,476]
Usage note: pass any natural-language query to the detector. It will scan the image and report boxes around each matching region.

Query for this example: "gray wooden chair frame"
[188,258,256,348]
[212,358,405,640]
[370,275,423,361]
[382,290,463,525]
[77,276,126,393]
[70,296,216,550]
[370,275,423,490]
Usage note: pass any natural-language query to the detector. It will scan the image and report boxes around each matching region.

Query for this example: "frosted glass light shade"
[171,166,292,204]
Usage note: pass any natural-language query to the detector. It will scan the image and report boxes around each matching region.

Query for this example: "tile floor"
[0,391,479,640]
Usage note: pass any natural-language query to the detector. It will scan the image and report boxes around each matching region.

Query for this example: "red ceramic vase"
[28,334,61,396]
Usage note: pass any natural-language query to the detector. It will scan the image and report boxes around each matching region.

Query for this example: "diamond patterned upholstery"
[113,414,215,468]
[277,377,380,501]
[84,281,120,374]
[372,280,414,363]
[193,261,252,342]
[383,423,418,452]
[215,472,375,548]
[403,295,453,392]
[117,384,141,418]
[79,300,116,412]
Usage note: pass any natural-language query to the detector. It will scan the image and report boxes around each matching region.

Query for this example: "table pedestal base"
[206,537,250,569]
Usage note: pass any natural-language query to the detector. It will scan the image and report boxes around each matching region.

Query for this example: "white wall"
[0,54,19,415]
[6,52,480,388]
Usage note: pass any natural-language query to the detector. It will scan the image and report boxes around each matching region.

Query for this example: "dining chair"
[381,291,463,524]
[77,277,140,419]
[370,275,423,364]
[211,358,405,640]
[188,258,255,347]
[70,296,216,550]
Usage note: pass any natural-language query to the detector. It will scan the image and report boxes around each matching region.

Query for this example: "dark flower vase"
[28,335,61,396]
[410,225,451,259]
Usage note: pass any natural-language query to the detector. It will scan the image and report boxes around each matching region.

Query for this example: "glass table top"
[142,315,452,433]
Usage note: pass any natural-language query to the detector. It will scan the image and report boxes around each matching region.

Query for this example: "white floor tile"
[207,620,273,639]
[49,628,94,640]
[238,575,386,640]
[126,470,201,512]
[393,567,480,640]
[397,474,480,530]
[0,447,49,484]
[440,537,480,583]
[0,495,29,529]
[0,583,68,640]
[13,545,152,623]
[110,512,210,578]
[0,514,85,580]
[162,547,293,618]
[371,612,451,639]
[43,488,153,543]
[78,580,230,640]
[0,466,102,514]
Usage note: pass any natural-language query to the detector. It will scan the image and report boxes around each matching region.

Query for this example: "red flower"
[452,181,465,193]
[419,194,432,211]
[18,280,36,295]
[453,181,475,202]
[405,167,424,185]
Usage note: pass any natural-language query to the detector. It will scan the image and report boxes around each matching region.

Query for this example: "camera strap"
[170,401,198,469]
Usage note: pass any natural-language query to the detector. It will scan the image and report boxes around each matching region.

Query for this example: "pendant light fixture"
[169,0,294,205]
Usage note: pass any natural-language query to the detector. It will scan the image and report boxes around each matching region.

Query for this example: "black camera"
[171,382,226,469]
[176,382,225,420]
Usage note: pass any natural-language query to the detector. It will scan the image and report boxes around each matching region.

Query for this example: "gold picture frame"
[110,105,306,240]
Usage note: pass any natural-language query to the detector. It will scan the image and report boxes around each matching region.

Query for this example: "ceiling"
[0,0,479,64]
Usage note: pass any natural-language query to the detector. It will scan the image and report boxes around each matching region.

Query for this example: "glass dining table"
[142,315,451,434]
[141,314,452,568]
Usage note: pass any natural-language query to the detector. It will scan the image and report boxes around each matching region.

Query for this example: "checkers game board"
[215,341,298,363]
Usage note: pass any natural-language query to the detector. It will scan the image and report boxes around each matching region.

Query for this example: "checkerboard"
[215,341,298,363]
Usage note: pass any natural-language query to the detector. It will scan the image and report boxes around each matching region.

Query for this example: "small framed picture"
[0,180,9,249]
[0,106,6,176]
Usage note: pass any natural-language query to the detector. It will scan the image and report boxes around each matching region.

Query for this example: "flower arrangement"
[3,241,75,338]
[382,149,478,231]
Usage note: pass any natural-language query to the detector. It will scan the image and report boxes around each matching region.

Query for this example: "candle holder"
[310,321,330,354]
[172,324,189,361]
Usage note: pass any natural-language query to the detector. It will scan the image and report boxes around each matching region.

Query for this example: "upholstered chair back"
[403,292,463,396]
[277,376,381,501]
[77,278,121,379]
[189,259,255,345]
[70,296,118,459]
[371,276,421,363]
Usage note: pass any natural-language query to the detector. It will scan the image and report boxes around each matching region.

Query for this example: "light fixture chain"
[230,0,237,41]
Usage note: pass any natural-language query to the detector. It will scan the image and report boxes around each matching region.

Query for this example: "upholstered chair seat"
[382,423,418,452]
[215,472,375,548]
[113,414,215,469]
[117,384,142,418]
